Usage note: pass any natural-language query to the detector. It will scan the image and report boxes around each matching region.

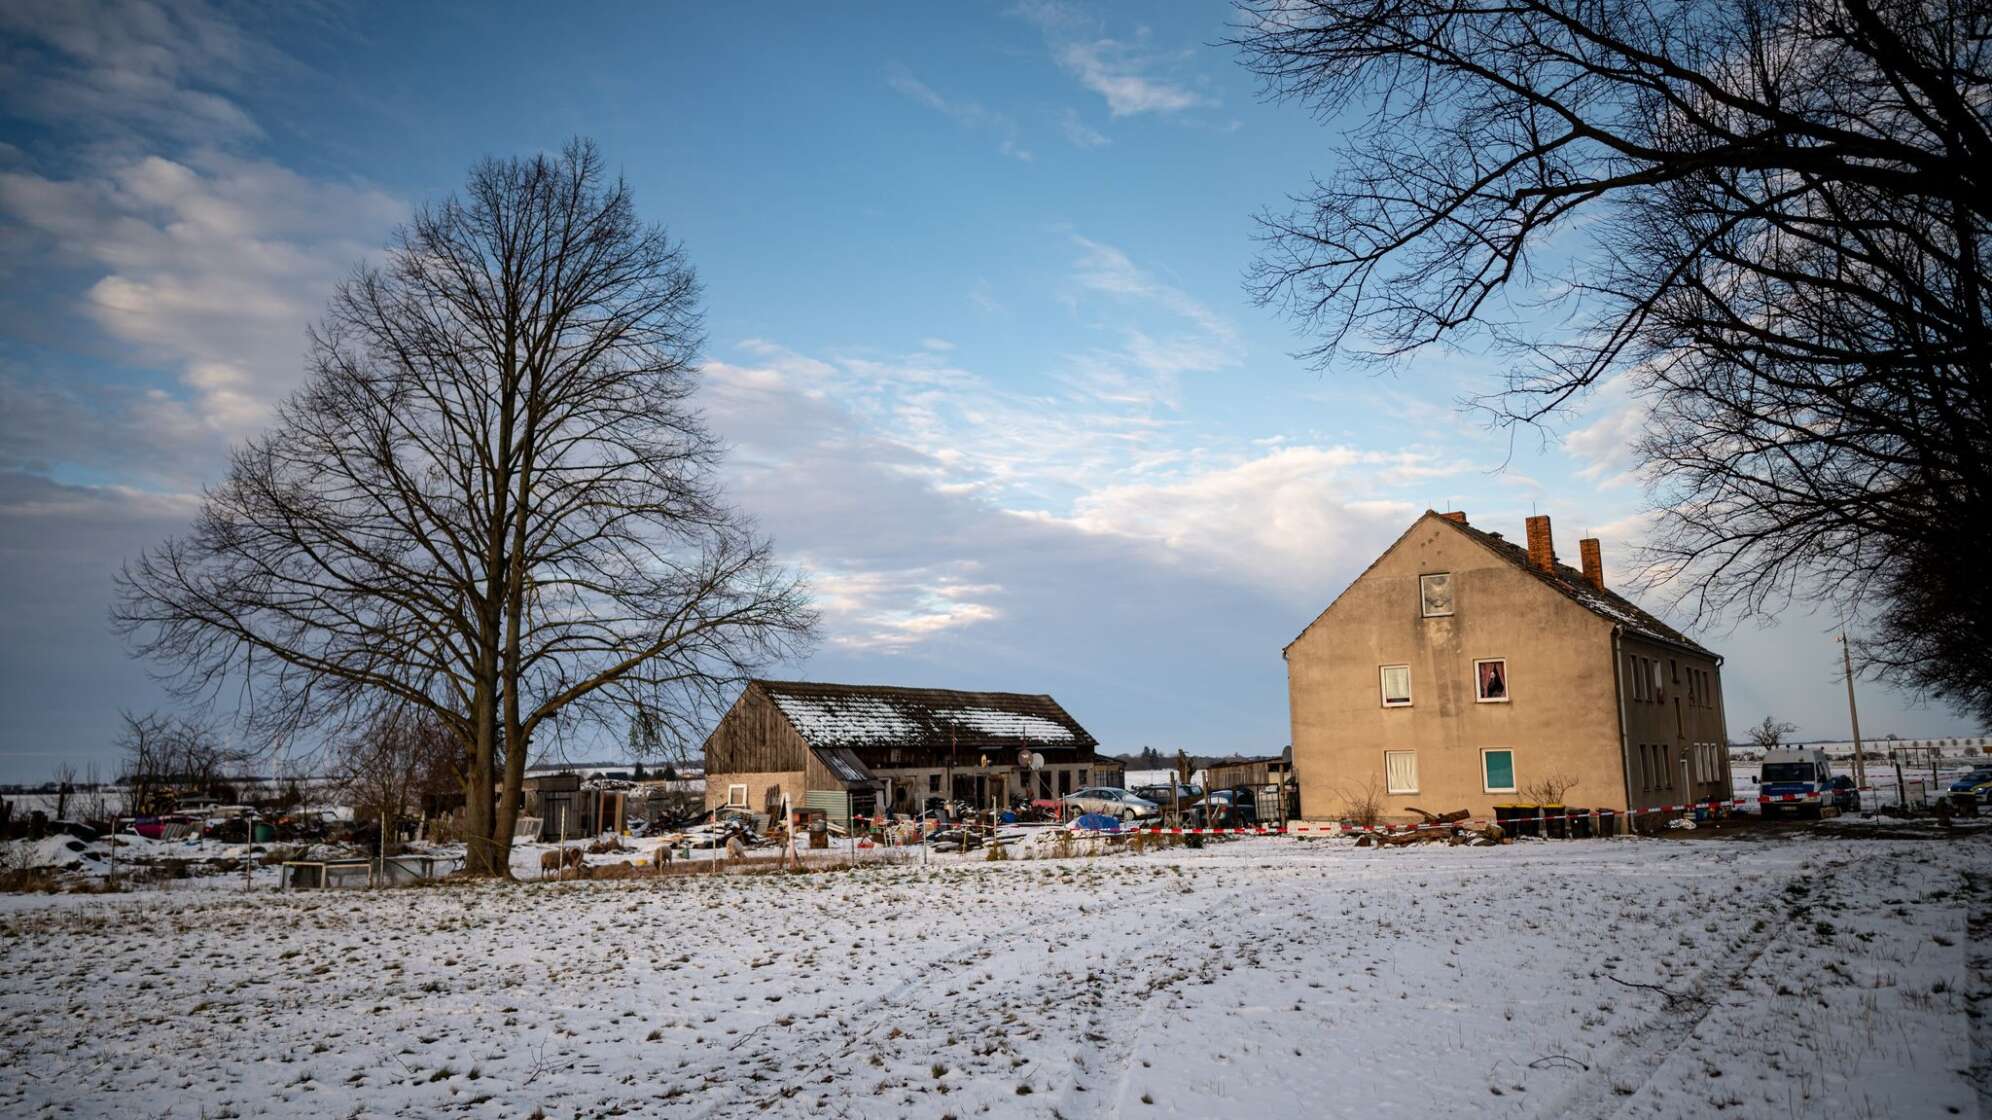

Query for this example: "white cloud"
[1054,40,1207,117]
[1045,445,1448,596]
[887,67,1034,162]
[1059,109,1110,148]
[0,0,405,478]
[0,0,265,148]
[1565,374,1652,487]
[1015,3,1211,118]
[1,152,404,439]
[806,564,1004,651]
[701,321,1476,659]
[1057,237,1241,411]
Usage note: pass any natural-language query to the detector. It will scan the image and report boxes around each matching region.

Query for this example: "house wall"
[1617,635,1732,818]
[703,686,810,774]
[703,685,812,816]
[1286,515,1630,823]
[705,770,806,816]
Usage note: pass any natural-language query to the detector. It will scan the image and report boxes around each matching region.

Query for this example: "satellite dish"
[1020,749,1043,770]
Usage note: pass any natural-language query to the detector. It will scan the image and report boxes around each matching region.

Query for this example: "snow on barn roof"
[754,680,1097,752]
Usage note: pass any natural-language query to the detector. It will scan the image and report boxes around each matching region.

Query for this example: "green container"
[252,821,274,843]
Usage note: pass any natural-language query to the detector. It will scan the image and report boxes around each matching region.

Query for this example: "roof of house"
[1439,515,1714,655]
[1285,511,1716,656]
[752,680,1098,752]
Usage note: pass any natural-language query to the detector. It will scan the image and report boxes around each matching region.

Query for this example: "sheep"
[538,850,563,880]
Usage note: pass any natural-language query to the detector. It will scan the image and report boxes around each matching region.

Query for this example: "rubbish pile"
[1352,808,1507,848]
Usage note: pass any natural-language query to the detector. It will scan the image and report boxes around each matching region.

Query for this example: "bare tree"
[1232,0,1990,710]
[1335,773,1388,827]
[335,710,457,855]
[1520,772,1580,807]
[114,711,240,816]
[114,139,817,875]
[1748,716,1799,749]
[77,763,109,826]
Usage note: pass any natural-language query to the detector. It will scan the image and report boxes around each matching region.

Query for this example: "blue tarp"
[1070,812,1122,832]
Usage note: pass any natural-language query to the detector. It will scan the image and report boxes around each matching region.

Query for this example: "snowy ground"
[1,831,1985,1120]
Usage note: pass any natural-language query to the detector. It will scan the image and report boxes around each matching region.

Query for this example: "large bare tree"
[1233,0,1991,718]
[116,140,816,875]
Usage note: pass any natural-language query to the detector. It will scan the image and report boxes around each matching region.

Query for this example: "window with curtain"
[1482,749,1516,793]
[1385,750,1418,794]
[1380,664,1412,707]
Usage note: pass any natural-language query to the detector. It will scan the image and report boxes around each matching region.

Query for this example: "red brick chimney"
[1440,510,1467,524]
[1525,515,1555,573]
[1579,537,1604,589]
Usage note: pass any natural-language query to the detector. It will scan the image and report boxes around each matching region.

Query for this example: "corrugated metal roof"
[754,680,1098,752]
[815,747,875,786]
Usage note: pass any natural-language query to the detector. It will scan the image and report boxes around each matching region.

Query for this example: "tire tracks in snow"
[1538,848,1851,1119]
[703,862,1173,1119]
[1964,869,1991,1116]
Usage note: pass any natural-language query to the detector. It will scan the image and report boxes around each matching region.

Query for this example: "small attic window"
[1420,572,1454,617]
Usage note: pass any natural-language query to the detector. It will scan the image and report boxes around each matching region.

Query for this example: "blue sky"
[0,0,1978,781]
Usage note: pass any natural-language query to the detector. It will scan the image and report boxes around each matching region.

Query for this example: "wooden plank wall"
[703,685,810,774]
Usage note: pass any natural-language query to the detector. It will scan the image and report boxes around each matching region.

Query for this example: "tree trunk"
[463,655,500,876]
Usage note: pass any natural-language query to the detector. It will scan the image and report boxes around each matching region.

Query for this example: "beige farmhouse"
[1286,511,1732,829]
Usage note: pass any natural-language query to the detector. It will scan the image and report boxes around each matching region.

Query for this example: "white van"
[1759,748,1834,818]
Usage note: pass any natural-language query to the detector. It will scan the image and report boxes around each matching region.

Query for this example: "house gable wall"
[702,684,810,775]
[1286,514,1628,821]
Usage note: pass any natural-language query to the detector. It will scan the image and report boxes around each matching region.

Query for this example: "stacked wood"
[1352,810,1506,848]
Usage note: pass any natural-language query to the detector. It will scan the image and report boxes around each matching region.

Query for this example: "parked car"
[1947,768,1992,814]
[1948,767,1992,799]
[1131,783,1203,809]
[1189,788,1259,827]
[1060,787,1159,820]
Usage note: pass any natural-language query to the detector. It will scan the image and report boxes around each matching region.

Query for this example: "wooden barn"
[701,680,1101,829]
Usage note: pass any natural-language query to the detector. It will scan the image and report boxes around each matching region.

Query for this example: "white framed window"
[1473,658,1509,703]
[726,784,749,807]
[1481,749,1516,794]
[1384,750,1418,794]
[1628,656,1645,701]
[1648,659,1664,703]
[1379,664,1412,707]
[1419,572,1454,617]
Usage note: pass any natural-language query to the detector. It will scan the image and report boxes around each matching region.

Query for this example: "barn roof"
[752,680,1098,752]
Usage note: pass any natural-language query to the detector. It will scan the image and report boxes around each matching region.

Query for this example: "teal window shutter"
[1483,750,1515,791]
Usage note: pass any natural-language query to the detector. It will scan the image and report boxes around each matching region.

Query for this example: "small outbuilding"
[701,680,1101,830]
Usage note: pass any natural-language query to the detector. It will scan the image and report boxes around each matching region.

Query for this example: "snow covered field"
[1,831,1985,1119]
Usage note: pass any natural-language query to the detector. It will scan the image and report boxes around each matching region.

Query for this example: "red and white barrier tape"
[1131,793,1834,837]
[847,790,1893,839]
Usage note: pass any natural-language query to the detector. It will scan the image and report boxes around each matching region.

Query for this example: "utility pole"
[1839,632,1867,799]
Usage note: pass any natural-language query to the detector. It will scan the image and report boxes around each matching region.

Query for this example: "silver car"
[1060,787,1160,821]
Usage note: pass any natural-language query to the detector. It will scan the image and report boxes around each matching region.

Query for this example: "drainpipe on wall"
[1712,652,1731,801]
[1612,626,1634,834]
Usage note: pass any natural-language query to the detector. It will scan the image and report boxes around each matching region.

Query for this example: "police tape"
[1122,792,1845,837]
[849,790,1880,840]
